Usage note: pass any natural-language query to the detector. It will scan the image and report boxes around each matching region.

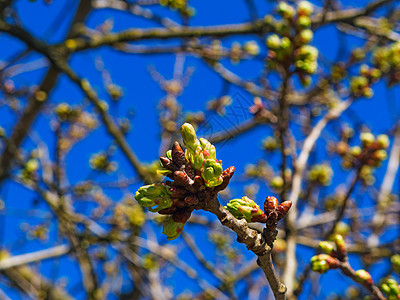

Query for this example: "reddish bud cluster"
[159,141,235,223]
[263,196,292,228]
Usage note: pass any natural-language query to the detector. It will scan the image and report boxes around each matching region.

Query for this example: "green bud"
[333,234,346,253]
[375,149,387,161]
[299,29,313,44]
[376,134,390,149]
[202,159,223,187]
[355,269,372,284]
[298,15,311,27]
[225,196,263,222]
[310,257,329,273]
[391,254,400,273]
[186,144,205,170]
[360,132,375,147]
[319,241,334,255]
[134,183,172,212]
[297,1,313,16]
[244,41,260,56]
[266,34,281,49]
[181,122,199,150]
[26,159,39,173]
[162,217,185,240]
[350,146,362,157]
[297,45,318,60]
[380,278,400,299]
[281,37,292,50]
[199,138,216,160]
[166,150,172,159]
[277,2,295,19]
[271,176,284,189]
[351,48,366,61]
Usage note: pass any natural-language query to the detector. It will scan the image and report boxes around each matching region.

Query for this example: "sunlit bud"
[244,41,260,56]
[266,34,281,49]
[162,216,185,240]
[199,138,216,160]
[299,29,313,44]
[350,146,362,157]
[26,159,39,173]
[264,196,279,211]
[360,132,375,147]
[135,184,172,212]
[298,15,311,27]
[297,45,318,60]
[376,134,390,149]
[281,37,292,50]
[181,123,198,150]
[277,2,295,19]
[355,269,373,285]
[333,234,346,254]
[380,278,400,299]
[351,48,366,61]
[226,196,265,222]
[202,159,223,187]
[311,259,329,273]
[277,200,292,220]
[391,254,400,273]
[360,64,370,77]
[297,1,313,16]
[374,149,387,161]
[310,254,339,273]
[370,68,381,80]
[319,241,334,255]
[263,136,278,151]
[186,145,204,170]
[270,176,284,189]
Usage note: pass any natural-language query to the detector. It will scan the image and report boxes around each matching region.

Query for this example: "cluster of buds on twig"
[350,64,381,98]
[112,196,146,229]
[19,156,39,184]
[312,236,382,297]
[244,160,273,181]
[230,41,260,63]
[226,196,291,229]
[380,278,400,299]
[354,269,374,285]
[270,169,292,192]
[307,164,333,186]
[203,40,260,63]
[53,103,99,153]
[373,41,400,86]
[159,0,195,17]
[207,95,232,116]
[311,234,347,273]
[135,123,235,240]
[106,83,123,101]
[55,102,81,122]
[89,152,118,173]
[339,132,389,170]
[265,1,317,86]
[262,136,279,152]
